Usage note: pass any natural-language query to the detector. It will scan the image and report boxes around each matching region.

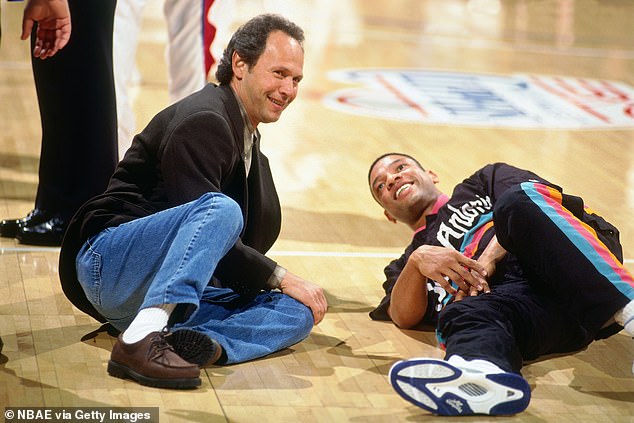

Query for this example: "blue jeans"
[76,192,313,364]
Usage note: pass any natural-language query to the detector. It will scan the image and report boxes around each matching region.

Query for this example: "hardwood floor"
[1,1,633,421]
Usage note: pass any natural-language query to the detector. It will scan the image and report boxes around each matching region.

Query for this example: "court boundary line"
[2,246,634,264]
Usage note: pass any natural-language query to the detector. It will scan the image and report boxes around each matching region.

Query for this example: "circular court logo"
[323,69,634,129]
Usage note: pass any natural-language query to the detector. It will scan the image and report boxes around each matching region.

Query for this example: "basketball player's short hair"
[367,152,425,186]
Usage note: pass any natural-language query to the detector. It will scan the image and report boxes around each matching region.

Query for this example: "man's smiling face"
[369,154,440,228]
[232,30,304,128]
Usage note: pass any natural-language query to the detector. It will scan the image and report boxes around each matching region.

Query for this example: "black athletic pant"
[30,0,118,219]
[438,182,634,373]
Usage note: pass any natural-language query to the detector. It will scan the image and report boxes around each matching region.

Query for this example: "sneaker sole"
[167,329,222,367]
[389,358,531,416]
[107,360,200,389]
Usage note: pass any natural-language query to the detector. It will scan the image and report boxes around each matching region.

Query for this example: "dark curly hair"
[215,14,305,85]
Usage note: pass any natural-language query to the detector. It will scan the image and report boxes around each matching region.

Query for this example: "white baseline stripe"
[270,251,634,264]
[268,250,399,258]
[0,246,400,258]
[0,247,60,253]
[3,246,634,265]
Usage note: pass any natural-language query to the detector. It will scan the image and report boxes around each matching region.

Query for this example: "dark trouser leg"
[439,281,590,373]
[31,0,118,218]
[493,182,634,336]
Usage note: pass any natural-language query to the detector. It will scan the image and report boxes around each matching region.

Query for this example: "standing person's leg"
[493,182,634,337]
[76,192,243,388]
[203,0,235,81]
[15,0,118,246]
[113,0,147,158]
[172,287,313,364]
[163,0,207,103]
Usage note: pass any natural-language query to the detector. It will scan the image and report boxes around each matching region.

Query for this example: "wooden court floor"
[1,0,634,421]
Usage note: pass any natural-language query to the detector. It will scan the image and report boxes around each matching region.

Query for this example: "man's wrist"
[266,265,287,290]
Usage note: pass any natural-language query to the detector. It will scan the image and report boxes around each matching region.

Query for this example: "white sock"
[614,300,634,337]
[121,304,176,344]
[447,354,506,374]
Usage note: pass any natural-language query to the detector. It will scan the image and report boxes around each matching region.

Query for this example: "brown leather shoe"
[167,329,224,366]
[108,331,201,389]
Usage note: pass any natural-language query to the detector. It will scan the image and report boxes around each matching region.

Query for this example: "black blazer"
[59,84,281,323]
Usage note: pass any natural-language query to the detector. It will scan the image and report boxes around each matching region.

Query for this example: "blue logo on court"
[323,69,634,129]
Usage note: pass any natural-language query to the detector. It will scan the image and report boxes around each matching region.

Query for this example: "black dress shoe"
[0,209,57,238]
[15,215,68,246]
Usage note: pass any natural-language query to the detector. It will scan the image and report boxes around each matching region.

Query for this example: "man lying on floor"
[367,153,634,416]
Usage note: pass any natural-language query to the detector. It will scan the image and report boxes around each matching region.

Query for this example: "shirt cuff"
[266,265,287,290]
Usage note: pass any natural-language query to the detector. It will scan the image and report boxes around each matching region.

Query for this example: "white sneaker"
[389,357,531,416]
[614,304,634,375]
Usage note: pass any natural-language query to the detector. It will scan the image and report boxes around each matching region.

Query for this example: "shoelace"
[148,330,176,361]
